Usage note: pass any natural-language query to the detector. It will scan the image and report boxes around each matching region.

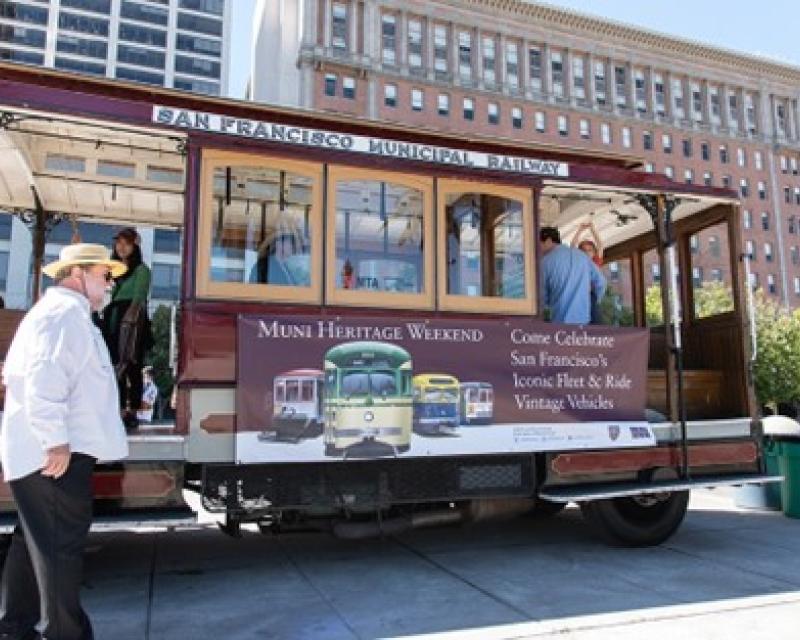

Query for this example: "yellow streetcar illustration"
[412,373,461,435]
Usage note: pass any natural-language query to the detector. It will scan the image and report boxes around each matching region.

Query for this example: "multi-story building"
[0,0,231,96]
[0,0,231,308]
[251,0,800,306]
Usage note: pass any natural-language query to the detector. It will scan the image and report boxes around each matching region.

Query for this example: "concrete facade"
[251,0,800,306]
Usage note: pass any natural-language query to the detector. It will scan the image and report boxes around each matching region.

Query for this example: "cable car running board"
[538,474,783,503]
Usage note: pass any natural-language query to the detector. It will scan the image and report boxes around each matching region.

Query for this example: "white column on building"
[348,0,358,55]
[164,1,177,88]
[498,33,507,91]
[398,11,408,72]
[645,66,655,117]
[607,57,618,113]
[719,83,731,131]
[43,0,58,68]
[474,26,482,89]
[542,42,552,101]
[425,16,434,79]
[563,48,573,104]
[450,22,460,86]
[702,79,713,125]
[521,39,531,97]
[787,97,799,141]
[586,52,596,108]
[627,61,636,113]
[323,0,332,48]
[302,0,318,47]
[737,86,748,133]
[107,0,122,79]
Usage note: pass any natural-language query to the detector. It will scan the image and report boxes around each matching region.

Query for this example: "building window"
[433,24,448,73]
[644,162,655,173]
[411,88,423,112]
[795,277,800,296]
[743,210,752,229]
[737,147,746,167]
[621,126,631,149]
[701,142,710,161]
[58,12,109,37]
[768,274,776,294]
[57,35,107,60]
[653,73,665,114]
[176,11,221,36]
[710,86,721,122]
[175,55,220,79]
[511,106,522,129]
[147,166,182,185]
[780,156,789,173]
[795,187,800,205]
[692,266,703,287]
[758,182,767,200]
[61,0,110,14]
[178,0,225,16]
[528,46,542,92]
[719,145,728,164]
[745,240,755,260]
[643,131,653,150]
[711,269,723,283]
[690,234,699,255]
[151,263,181,300]
[579,119,590,139]
[754,151,763,170]
[740,179,749,198]
[324,73,336,96]
[551,51,564,97]
[384,83,397,107]
[381,14,396,63]
[793,157,800,175]
[792,246,799,265]
[789,216,796,235]
[332,2,348,50]
[463,97,474,121]
[118,22,166,47]
[572,56,585,100]
[175,33,221,57]
[437,93,449,116]
[55,57,106,76]
[173,77,219,95]
[534,111,545,133]
[785,187,792,204]
[120,1,168,26]
[777,104,787,136]
[722,175,731,189]
[488,102,500,125]
[0,48,44,64]
[703,171,713,186]
[342,76,355,99]
[634,68,646,112]
[407,18,422,69]
[116,66,163,86]
[691,82,703,121]
[594,60,606,105]
[728,92,739,129]
[614,66,626,107]
[671,77,684,118]
[481,35,496,85]
[557,114,568,136]
[708,235,721,258]
[458,31,472,79]
[506,41,519,89]
[664,166,674,180]
[684,168,694,184]
[662,133,672,153]
[651,263,661,284]
[682,139,692,157]
[601,123,611,145]
[761,212,770,230]
[45,154,85,173]
[97,160,134,179]
[0,2,48,25]
[745,93,757,133]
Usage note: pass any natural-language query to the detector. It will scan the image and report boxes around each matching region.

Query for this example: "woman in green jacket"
[103,227,152,431]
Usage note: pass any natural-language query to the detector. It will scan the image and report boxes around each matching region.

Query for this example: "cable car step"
[538,474,783,503]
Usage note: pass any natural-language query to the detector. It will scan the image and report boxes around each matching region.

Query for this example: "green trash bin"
[776,436,800,518]
[734,437,782,510]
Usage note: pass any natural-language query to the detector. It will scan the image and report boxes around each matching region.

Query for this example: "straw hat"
[42,243,127,279]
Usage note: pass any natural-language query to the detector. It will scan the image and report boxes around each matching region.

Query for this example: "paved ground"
[75,488,799,639]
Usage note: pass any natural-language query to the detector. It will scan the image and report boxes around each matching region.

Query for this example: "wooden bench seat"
[647,369,724,420]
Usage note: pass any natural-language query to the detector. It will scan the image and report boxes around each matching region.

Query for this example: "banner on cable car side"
[234,314,654,463]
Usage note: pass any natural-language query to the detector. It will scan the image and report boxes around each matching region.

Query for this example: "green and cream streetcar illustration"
[323,341,413,457]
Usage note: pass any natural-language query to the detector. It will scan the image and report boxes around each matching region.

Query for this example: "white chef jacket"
[1,286,128,482]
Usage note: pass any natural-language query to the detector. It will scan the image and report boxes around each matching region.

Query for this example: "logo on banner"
[608,425,621,441]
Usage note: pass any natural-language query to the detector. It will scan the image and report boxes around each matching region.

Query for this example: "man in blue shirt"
[540,226,606,324]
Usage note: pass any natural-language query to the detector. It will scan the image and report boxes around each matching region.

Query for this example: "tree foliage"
[145,305,175,403]
[751,291,800,410]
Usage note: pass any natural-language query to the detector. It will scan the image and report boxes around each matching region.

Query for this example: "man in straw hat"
[0,244,129,640]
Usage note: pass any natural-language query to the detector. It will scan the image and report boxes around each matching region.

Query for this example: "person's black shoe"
[122,412,139,432]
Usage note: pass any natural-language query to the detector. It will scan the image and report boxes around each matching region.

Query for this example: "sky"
[228,0,800,99]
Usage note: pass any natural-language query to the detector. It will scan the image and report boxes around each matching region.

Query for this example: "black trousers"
[0,454,95,640]
[117,361,143,413]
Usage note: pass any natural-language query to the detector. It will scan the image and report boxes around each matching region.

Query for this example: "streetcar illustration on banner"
[459,382,494,425]
[322,341,413,457]
[412,373,461,435]
[259,369,325,442]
